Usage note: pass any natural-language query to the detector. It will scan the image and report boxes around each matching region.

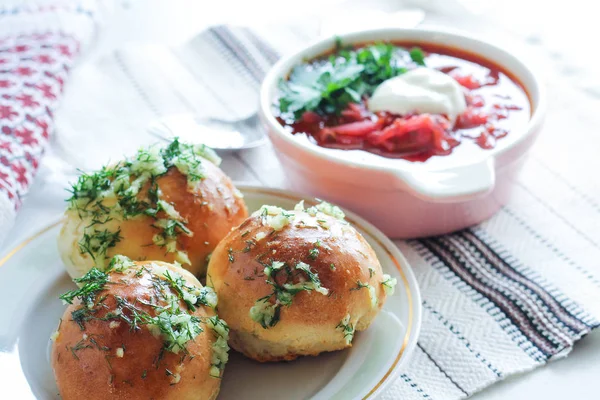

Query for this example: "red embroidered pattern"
[0,32,80,207]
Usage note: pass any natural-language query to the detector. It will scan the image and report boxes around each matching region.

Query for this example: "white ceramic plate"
[0,185,421,400]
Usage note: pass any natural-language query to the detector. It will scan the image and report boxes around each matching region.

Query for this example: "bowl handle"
[393,157,496,203]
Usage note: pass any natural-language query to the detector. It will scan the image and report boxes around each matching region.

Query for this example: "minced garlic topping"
[67,138,220,270]
[206,316,230,379]
[381,274,398,295]
[170,373,181,384]
[336,313,355,345]
[250,260,329,329]
[252,200,347,234]
[245,200,350,329]
[58,257,229,384]
[255,231,267,241]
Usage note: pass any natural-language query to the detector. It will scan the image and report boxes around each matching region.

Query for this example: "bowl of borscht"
[259,28,545,238]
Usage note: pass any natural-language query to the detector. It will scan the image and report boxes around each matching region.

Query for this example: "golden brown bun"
[52,261,223,400]
[59,162,248,279]
[207,207,387,362]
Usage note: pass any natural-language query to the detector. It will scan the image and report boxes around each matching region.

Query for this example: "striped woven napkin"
[59,24,600,399]
[0,0,102,244]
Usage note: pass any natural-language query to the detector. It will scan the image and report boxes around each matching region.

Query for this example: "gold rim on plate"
[0,220,62,267]
[0,187,413,399]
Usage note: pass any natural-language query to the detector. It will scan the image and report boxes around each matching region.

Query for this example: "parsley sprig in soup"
[275,39,530,162]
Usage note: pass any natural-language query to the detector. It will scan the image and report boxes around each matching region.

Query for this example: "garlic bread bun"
[58,139,248,278]
[207,201,397,362]
[51,257,229,400]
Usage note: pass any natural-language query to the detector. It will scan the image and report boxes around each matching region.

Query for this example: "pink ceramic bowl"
[259,28,545,238]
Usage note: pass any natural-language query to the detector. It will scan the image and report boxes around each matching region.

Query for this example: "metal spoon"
[147,112,266,152]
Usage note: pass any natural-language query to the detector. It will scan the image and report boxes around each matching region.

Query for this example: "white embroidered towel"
[0,0,105,245]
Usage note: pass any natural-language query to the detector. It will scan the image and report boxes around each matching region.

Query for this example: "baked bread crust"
[59,156,247,279]
[207,205,387,362]
[52,261,225,400]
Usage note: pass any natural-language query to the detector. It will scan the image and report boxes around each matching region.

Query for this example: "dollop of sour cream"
[368,67,467,123]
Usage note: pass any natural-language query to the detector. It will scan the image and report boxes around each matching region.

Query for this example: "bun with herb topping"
[58,139,248,279]
[207,201,397,362]
[51,256,229,400]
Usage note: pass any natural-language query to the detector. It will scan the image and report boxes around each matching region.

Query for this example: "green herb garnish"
[409,47,426,66]
[350,280,378,307]
[78,229,122,267]
[250,261,328,329]
[107,254,136,272]
[336,313,355,345]
[381,273,398,295]
[59,267,110,306]
[60,260,220,359]
[206,316,230,379]
[350,280,370,291]
[70,338,93,360]
[146,307,204,354]
[278,41,426,119]
[71,307,97,330]
[162,269,218,310]
[67,138,220,269]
